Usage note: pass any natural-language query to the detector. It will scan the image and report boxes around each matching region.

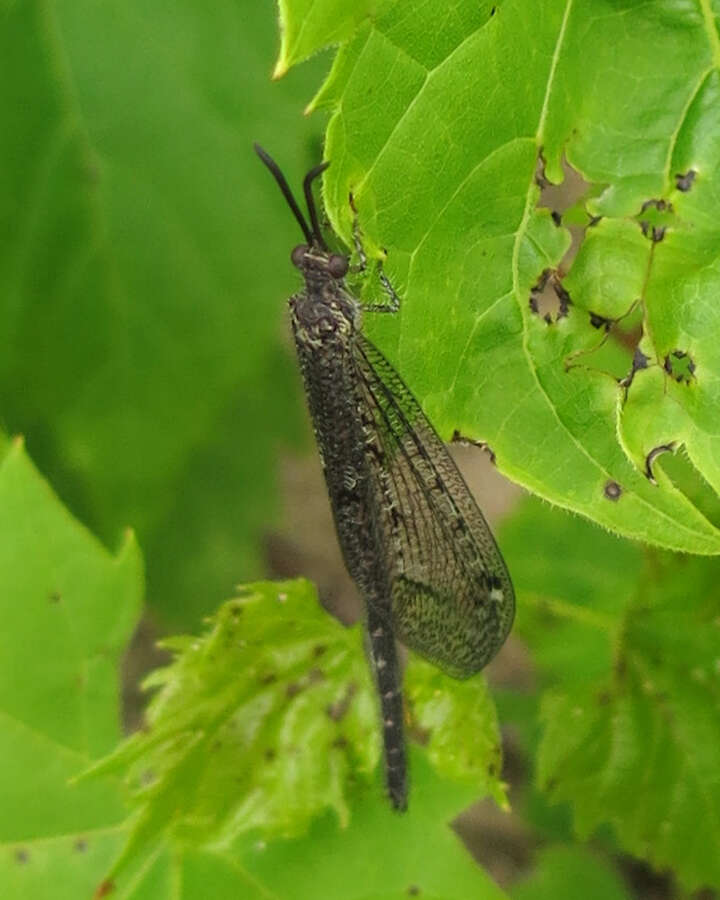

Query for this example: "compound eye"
[291,244,308,267]
[327,253,349,278]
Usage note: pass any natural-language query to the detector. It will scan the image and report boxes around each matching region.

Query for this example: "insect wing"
[353,333,515,678]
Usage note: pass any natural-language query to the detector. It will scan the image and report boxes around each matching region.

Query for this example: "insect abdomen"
[290,300,408,809]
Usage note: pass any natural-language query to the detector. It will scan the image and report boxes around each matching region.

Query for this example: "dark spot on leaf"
[604,480,622,501]
[327,682,357,721]
[74,838,88,853]
[675,170,696,191]
[407,886,421,897]
[332,735,349,749]
[48,591,61,603]
[308,667,325,683]
[94,880,115,899]
[663,349,695,383]
[551,210,562,226]
[264,748,276,761]
[259,672,277,685]
[589,312,611,331]
[619,346,650,388]
[632,347,649,370]
[490,5,496,15]
[644,443,677,484]
[640,198,672,213]
[312,644,327,658]
[286,681,303,698]
[639,218,667,242]
[15,848,29,864]
[596,690,611,706]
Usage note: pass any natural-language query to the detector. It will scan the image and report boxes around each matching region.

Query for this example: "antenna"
[303,162,330,250]
[254,143,314,245]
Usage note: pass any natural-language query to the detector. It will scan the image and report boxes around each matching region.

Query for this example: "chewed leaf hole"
[536,156,595,272]
[529,270,570,323]
[451,430,496,464]
[663,350,696,383]
[636,198,675,243]
[645,443,677,484]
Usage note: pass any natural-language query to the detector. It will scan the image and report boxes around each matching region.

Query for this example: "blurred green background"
[1,1,332,626]
[5,3,720,897]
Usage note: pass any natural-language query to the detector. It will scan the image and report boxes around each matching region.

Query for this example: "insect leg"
[366,604,408,810]
[368,266,401,313]
[348,192,368,273]
[348,193,401,313]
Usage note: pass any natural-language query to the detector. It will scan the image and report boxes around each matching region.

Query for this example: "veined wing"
[353,332,515,678]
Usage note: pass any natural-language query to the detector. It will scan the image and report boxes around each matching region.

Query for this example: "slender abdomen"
[290,306,408,809]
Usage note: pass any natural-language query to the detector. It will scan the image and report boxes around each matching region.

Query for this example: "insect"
[254,144,515,810]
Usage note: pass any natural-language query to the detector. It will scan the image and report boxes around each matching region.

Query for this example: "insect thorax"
[290,278,359,346]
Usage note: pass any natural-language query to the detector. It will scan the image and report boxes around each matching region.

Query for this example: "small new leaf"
[81,580,379,881]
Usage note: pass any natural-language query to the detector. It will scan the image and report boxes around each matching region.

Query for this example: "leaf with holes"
[502,497,720,891]
[277,0,720,554]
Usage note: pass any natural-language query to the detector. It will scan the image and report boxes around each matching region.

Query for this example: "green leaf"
[405,657,507,809]
[287,0,720,553]
[503,497,720,890]
[87,579,507,887]
[84,580,380,880]
[274,0,395,77]
[0,1,327,626]
[0,437,143,899]
[236,750,507,900]
[511,845,632,900]
[95,752,507,899]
